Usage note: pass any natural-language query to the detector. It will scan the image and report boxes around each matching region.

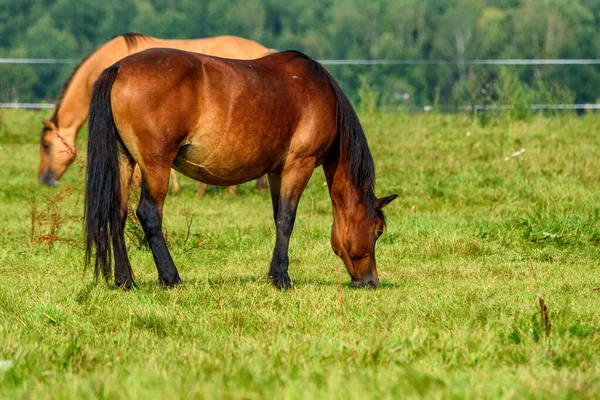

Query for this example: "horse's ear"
[376,194,398,210]
[40,118,56,130]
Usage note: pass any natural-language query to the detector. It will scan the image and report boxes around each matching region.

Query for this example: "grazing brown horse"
[39,33,270,193]
[85,48,397,289]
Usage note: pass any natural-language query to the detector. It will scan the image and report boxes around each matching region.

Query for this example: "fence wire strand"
[2,57,599,110]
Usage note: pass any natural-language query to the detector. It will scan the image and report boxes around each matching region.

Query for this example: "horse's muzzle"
[351,275,379,289]
[39,171,59,187]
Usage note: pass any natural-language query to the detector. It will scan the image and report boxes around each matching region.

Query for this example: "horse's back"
[113,48,334,130]
[178,35,269,59]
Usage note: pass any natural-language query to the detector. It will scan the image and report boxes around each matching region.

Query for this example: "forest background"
[1,0,599,110]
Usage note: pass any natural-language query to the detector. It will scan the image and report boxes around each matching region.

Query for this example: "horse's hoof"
[159,274,182,287]
[115,277,135,290]
[272,274,292,290]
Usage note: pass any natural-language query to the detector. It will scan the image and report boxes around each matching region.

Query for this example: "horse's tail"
[84,64,121,282]
[305,54,376,210]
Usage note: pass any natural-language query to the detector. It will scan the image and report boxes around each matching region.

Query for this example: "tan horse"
[85,49,397,290]
[39,33,270,194]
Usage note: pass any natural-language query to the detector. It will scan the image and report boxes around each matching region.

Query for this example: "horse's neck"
[54,38,141,137]
[325,150,370,218]
[54,67,92,137]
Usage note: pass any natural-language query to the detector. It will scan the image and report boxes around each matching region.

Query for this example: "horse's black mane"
[50,33,150,127]
[283,51,381,221]
[115,32,150,50]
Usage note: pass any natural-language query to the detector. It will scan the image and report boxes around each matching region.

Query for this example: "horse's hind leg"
[267,160,315,289]
[170,169,180,193]
[255,176,269,191]
[137,165,181,286]
[135,166,180,194]
[196,183,208,198]
[113,151,135,289]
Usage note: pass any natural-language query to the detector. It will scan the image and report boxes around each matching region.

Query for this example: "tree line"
[1,0,599,109]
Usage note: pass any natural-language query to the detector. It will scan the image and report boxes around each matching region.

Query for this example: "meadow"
[0,109,599,399]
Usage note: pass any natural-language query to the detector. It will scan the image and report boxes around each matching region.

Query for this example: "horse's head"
[38,119,75,186]
[330,194,397,288]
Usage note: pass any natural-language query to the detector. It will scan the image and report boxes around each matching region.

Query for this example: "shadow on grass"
[98,275,400,291]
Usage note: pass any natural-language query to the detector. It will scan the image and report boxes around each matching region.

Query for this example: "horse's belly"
[172,142,269,185]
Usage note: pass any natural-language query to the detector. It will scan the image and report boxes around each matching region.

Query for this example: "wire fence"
[3,102,599,111]
[1,57,599,110]
[2,58,600,65]
[0,103,55,109]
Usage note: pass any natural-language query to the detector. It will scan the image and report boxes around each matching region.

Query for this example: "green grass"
[1,109,599,399]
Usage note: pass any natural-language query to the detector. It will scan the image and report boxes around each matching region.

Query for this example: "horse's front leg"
[267,161,315,289]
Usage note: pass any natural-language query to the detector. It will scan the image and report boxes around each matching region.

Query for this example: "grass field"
[1,109,599,399]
